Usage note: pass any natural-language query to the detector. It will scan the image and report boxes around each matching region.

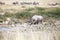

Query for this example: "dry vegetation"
[0,7,60,20]
[0,6,60,40]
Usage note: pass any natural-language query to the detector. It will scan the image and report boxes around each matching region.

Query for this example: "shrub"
[0,7,60,20]
[15,11,34,19]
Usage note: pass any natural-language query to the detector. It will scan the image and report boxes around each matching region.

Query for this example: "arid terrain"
[0,0,60,40]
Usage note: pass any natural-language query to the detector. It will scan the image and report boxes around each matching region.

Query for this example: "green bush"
[14,7,60,19]
[15,11,34,19]
[0,7,60,19]
[35,7,45,11]
[4,12,14,17]
[43,8,60,18]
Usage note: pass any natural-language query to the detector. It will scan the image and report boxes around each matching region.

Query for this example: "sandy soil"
[0,20,60,40]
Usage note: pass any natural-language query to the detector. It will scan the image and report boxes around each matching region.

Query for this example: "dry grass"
[0,5,60,40]
[0,20,60,40]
